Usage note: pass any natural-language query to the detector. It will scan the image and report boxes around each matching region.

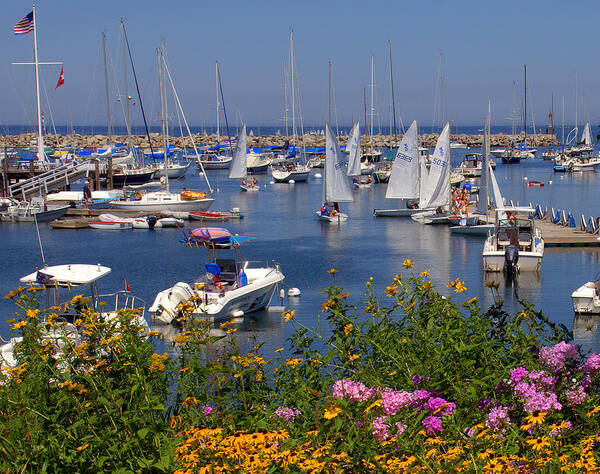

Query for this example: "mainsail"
[228,124,247,179]
[346,122,361,177]
[420,122,450,209]
[582,122,593,146]
[385,120,419,200]
[325,122,353,203]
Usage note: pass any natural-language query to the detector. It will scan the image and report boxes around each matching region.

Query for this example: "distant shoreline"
[0,131,559,149]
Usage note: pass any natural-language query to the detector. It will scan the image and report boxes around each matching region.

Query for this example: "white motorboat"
[352,175,374,188]
[271,163,310,183]
[110,190,214,212]
[0,197,69,223]
[246,152,272,174]
[149,161,192,180]
[149,227,285,324]
[2,263,147,369]
[46,190,122,209]
[482,207,544,273]
[89,220,133,230]
[197,153,232,169]
[571,280,600,314]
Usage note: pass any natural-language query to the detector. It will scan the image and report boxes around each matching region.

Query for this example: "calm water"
[2,148,600,355]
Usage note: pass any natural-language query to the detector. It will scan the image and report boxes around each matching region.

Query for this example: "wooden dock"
[537,220,600,247]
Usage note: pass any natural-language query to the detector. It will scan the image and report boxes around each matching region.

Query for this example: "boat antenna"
[216,62,235,162]
[121,22,156,161]
[34,214,46,267]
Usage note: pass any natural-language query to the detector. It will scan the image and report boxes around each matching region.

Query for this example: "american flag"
[14,11,34,35]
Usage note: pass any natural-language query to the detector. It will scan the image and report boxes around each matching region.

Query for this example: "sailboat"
[411,122,452,224]
[346,122,372,188]
[316,122,354,223]
[111,43,213,212]
[229,124,258,191]
[271,32,310,183]
[373,120,427,217]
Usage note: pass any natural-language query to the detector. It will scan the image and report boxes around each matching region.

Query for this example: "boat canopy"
[20,264,111,287]
[186,227,253,248]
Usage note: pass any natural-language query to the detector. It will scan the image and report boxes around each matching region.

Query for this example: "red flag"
[125,279,131,292]
[132,101,136,106]
[55,67,64,89]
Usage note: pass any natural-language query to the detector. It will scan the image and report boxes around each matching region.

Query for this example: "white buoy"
[279,288,285,299]
[288,287,301,297]
[548,180,552,184]
[523,176,528,180]
[314,173,322,179]
[289,179,295,184]
[269,181,275,185]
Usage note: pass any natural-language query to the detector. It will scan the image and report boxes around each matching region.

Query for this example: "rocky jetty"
[0,131,559,150]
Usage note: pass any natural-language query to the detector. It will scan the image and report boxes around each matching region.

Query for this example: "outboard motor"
[504,244,519,274]
[147,215,158,230]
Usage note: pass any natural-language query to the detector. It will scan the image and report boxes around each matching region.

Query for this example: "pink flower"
[583,353,600,376]
[381,390,412,416]
[332,379,376,402]
[372,416,390,441]
[565,386,587,407]
[201,405,213,416]
[424,397,455,417]
[509,367,529,383]
[485,405,510,433]
[395,421,407,435]
[422,416,443,436]
[539,342,579,372]
[270,406,301,425]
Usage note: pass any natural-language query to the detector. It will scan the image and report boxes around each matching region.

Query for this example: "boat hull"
[373,207,428,217]
[89,221,133,230]
[316,211,348,223]
[271,169,310,183]
[110,198,214,212]
[571,282,600,313]
[482,252,542,272]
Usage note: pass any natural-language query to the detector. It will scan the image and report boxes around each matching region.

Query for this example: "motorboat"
[1,263,147,369]
[189,209,243,221]
[454,153,496,179]
[149,161,192,180]
[149,227,285,324]
[571,280,600,314]
[352,175,374,188]
[0,197,69,223]
[110,190,214,212]
[89,220,133,230]
[271,162,310,183]
[482,207,544,273]
[46,190,122,209]
[246,151,272,174]
[196,153,232,169]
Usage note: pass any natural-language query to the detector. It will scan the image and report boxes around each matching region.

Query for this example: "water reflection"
[572,314,600,353]
[482,271,542,313]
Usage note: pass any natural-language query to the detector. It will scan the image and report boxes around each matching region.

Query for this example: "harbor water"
[2,148,600,355]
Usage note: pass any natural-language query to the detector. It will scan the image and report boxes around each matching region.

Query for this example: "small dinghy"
[89,221,133,230]
[189,209,243,221]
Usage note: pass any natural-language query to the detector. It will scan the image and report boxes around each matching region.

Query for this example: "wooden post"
[107,156,113,190]
[29,159,35,178]
[94,159,100,191]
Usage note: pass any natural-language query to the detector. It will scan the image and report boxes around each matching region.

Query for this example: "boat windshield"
[498,217,532,229]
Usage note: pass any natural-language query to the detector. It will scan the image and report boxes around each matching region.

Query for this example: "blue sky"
[2,0,598,130]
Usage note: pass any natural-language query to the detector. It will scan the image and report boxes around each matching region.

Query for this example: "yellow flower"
[477,449,494,460]
[274,347,284,353]
[285,358,303,369]
[484,459,503,472]
[525,411,546,425]
[364,400,382,413]
[348,354,360,362]
[327,268,339,274]
[76,443,89,451]
[404,301,416,311]
[323,406,342,419]
[464,296,478,305]
[388,370,397,376]
[343,323,353,336]
[454,281,467,293]
[149,352,168,371]
[256,371,263,382]
[526,436,550,452]
[419,269,431,277]
[11,320,27,330]
[402,259,414,269]
[587,406,600,418]
[283,310,295,321]
[384,284,399,297]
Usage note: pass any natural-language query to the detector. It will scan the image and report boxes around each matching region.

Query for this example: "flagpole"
[32,5,46,163]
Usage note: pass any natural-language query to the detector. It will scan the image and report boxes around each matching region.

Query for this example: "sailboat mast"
[440,52,445,126]
[32,6,45,162]
[162,40,169,154]
[289,31,296,149]
[511,81,516,135]
[102,31,112,141]
[283,57,288,137]
[574,73,578,138]
[328,61,332,124]
[388,40,398,148]
[562,96,565,151]
[369,55,374,140]
[523,65,527,147]
[158,46,169,193]
[215,61,220,143]
[120,19,131,144]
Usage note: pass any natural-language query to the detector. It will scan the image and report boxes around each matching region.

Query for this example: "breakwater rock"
[0,131,559,150]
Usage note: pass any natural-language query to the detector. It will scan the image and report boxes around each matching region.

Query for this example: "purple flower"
[583,353,600,376]
[372,416,390,441]
[477,398,491,410]
[424,397,455,417]
[201,405,213,416]
[539,342,579,372]
[422,416,443,436]
[549,420,572,438]
[410,390,431,409]
[411,374,425,387]
[381,390,412,416]
[270,406,301,425]
[510,367,529,383]
[395,421,407,435]
[485,405,510,433]
[565,385,587,407]
[332,379,376,402]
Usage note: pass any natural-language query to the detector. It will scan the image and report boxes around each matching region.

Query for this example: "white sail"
[325,122,354,203]
[385,120,419,199]
[228,124,247,179]
[582,122,593,146]
[420,122,450,209]
[488,162,505,220]
[346,122,362,177]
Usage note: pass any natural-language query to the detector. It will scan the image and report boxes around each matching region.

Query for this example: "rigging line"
[9,65,35,132]
[84,40,104,136]
[106,41,128,135]
[292,46,307,163]
[122,22,156,160]
[39,72,57,137]
[34,214,46,267]
[216,64,235,157]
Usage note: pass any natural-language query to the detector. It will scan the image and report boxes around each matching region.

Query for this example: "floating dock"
[537,221,600,247]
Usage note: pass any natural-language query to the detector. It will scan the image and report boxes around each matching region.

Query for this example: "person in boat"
[352,177,359,185]
[83,181,92,210]
[329,202,339,217]
[320,203,329,216]
[406,200,418,209]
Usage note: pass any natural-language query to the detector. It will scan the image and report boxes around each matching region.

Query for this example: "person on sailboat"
[320,203,329,216]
